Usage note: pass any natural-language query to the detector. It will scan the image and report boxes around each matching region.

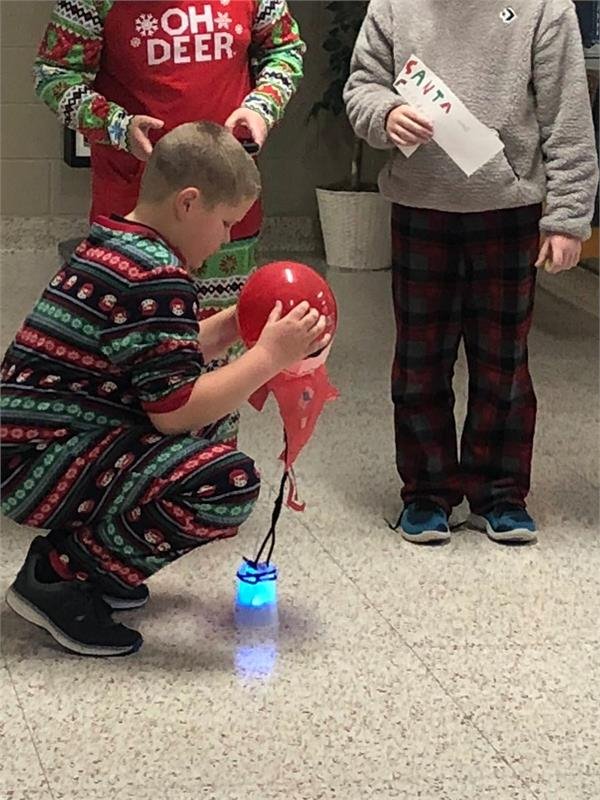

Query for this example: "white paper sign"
[393,55,504,177]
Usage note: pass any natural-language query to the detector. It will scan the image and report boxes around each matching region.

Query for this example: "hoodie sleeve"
[534,2,599,240]
[34,0,132,151]
[343,0,402,150]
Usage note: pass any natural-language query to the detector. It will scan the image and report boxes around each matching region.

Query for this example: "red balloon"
[237,261,338,348]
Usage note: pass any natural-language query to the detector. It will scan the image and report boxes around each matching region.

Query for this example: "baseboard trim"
[1,215,323,254]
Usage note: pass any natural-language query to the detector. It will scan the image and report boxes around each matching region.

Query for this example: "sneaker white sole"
[102,593,148,611]
[400,527,451,544]
[469,514,538,544]
[5,586,141,657]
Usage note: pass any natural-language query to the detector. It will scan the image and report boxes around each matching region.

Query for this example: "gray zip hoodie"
[344,0,599,239]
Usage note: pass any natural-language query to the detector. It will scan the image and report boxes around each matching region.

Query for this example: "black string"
[253,469,288,566]
[251,435,289,567]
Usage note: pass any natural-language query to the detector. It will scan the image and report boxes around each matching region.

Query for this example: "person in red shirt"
[35,0,306,444]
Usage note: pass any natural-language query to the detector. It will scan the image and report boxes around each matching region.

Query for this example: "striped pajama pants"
[1,425,260,593]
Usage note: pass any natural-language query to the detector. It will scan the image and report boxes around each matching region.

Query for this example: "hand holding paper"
[385,105,434,148]
[393,55,505,177]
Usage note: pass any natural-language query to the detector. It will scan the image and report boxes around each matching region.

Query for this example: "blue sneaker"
[471,503,537,543]
[398,501,451,544]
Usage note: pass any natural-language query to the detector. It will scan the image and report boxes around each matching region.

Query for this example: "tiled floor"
[0,243,598,800]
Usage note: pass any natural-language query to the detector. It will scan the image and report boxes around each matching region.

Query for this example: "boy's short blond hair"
[139,121,261,208]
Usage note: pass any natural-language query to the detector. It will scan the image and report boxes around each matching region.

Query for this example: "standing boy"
[344,0,598,543]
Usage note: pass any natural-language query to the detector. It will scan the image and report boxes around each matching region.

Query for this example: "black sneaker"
[102,582,149,611]
[5,537,143,657]
[46,528,149,611]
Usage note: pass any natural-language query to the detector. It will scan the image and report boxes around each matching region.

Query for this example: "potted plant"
[311,0,391,271]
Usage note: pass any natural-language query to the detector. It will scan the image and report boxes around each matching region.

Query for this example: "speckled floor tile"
[420,643,600,800]
[0,666,52,799]
[3,509,535,800]
[0,794,53,800]
[1,246,597,799]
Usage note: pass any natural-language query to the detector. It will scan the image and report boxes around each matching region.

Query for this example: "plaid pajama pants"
[391,203,541,514]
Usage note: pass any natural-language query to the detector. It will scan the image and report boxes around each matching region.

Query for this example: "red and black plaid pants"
[391,203,541,514]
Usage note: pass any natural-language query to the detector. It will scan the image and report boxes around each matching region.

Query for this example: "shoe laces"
[393,500,445,530]
[493,502,526,518]
[74,583,117,628]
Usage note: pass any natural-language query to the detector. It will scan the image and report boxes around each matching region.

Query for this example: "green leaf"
[308,0,369,157]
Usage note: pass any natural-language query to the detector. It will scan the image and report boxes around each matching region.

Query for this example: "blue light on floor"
[235,641,278,681]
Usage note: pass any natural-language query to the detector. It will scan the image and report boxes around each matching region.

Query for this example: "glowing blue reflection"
[234,561,279,682]
[234,641,278,681]
[235,560,278,610]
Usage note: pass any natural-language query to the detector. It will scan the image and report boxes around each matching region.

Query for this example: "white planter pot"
[316,188,391,271]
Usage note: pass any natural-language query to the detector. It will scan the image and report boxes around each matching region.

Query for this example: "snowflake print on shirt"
[136,14,159,37]
[216,12,232,30]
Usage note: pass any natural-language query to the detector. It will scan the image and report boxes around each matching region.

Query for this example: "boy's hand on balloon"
[254,301,331,373]
[128,115,165,161]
